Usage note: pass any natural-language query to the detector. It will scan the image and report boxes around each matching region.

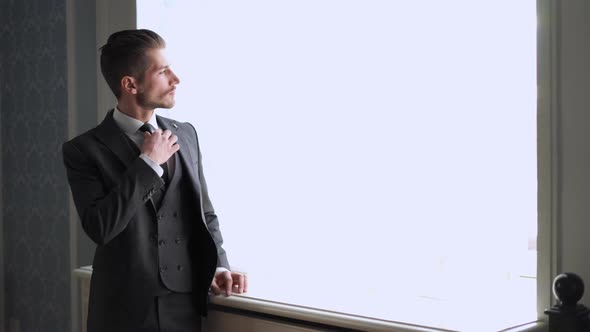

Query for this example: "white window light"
[91,0,548,330]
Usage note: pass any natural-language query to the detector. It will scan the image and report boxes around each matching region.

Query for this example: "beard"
[137,89,175,109]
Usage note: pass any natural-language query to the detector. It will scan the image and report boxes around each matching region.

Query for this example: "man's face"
[136,48,180,110]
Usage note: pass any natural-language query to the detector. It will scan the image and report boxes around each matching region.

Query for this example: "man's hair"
[99,29,166,98]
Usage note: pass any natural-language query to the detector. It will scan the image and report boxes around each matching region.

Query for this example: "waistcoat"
[155,152,201,292]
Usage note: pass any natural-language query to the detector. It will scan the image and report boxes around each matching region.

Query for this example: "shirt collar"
[113,106,159,135]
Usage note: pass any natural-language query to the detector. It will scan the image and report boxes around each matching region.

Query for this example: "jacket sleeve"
[189,124,231,270]
[62,139,164,246]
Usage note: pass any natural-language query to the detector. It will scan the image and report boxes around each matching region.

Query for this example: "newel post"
[544,273,590,332]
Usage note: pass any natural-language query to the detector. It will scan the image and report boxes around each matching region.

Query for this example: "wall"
[68,0,97,268]
[0,66,4,330]
[65,1,99,330]
[558,0,590,304]
[0,0,70,331]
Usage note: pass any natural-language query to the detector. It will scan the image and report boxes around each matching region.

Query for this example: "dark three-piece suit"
[63,110,229,331]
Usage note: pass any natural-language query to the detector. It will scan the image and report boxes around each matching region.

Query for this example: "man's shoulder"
[63,126,102,148]
[64,109,115,148]
[156,114,198,134]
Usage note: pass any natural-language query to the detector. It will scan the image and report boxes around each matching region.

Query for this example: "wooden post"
[544,272,590,332]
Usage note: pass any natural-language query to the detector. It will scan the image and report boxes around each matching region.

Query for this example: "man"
[63,29,246,332]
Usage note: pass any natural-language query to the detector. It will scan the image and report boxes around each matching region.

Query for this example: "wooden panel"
[202,310,322,332]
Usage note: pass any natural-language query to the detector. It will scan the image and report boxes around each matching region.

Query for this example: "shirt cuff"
[139,154,164,177]
[216,267,230,274]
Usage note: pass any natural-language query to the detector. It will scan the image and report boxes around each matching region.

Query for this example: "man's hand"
[211,270,248,296]
[141,129,179,164]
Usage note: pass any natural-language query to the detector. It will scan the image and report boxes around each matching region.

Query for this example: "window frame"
[85,0,556,330]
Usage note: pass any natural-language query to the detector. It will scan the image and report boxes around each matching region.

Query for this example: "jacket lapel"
[156,116,201,193]
[92,110,137,168]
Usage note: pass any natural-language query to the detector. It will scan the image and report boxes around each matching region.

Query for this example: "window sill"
[209,293,546,332]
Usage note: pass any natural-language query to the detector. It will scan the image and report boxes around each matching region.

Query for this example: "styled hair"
[99,29,166,98]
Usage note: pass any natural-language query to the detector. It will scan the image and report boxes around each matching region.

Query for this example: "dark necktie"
[138,122,170,184]
[139,122,156,135]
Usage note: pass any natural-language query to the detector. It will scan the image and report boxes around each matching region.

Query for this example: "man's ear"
[121,76,138,95]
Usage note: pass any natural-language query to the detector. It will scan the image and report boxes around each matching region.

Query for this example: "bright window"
[138,1,537,330]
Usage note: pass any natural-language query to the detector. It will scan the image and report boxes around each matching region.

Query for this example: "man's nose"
[171,70,180,84]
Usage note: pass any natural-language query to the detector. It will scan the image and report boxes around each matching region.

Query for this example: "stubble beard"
[137,90,175,110]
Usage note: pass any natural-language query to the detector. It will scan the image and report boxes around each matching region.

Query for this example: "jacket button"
[157,214,163,221]
[158,240,166,246]
[159,265,168,272]
[177,264,184,271]
[175,237,182,244]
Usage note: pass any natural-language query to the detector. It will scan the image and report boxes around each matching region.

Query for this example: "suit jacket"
[63,110,230,331]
